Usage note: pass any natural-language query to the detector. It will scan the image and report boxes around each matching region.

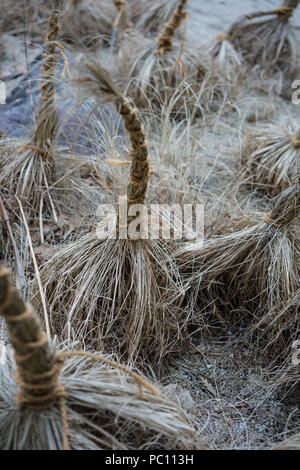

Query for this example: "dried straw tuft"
[207,33,245,84]
[225,0,299,83]
[241,121,300,196]
[122,8,225,117]
[0,265,199,450]
[0,1,63,216]
[176,181,300,345]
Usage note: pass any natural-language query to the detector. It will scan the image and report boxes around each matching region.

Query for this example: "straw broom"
[176,181,300,333]
[0,265,199,450]
[60,0,178,49]
[207,32,245,83]
[241,121,300,197]
[0,0,64,217]
[60,0,132,50]
[218,0,299,81]
[126,0,224,116]
[36,65,186,366]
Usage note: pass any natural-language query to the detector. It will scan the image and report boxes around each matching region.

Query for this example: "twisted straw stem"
[0,265,65,412]
[114,98,152,207]
[243,0,298,23]
[82,64,153,207]
[33,0,61,153]
[0,265,159,449]
[155,0,188,55]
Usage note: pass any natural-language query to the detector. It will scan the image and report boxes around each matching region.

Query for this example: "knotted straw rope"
[155,0,188,55]
[116,97,154,206]
[0,266,159,451]
[244,1,298,23]
[33,1,69,154]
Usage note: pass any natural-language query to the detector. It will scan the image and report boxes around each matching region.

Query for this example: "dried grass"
[0,0,51,41]
[33,65,188,366]
[0,266,200,450]
[0,347,200,450]
[36,234,186,365]
[176,183,300,347]
[60,0,120,49]
[227,2,300,86]
[124,38,225,118]
[207,34,245,85]
[241,121,300,196]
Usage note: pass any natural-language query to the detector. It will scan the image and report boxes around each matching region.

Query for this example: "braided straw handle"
[155,0,188,54]
[82,64,153,207]
[114,98,152,207]
[0,266,63,410]
[33,0,61,151]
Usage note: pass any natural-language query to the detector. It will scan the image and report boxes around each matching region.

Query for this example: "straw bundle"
[126,0,224,117]
[0,1,63,216]
[36,65,186,366]
[176,181,300,333]
[241,121,300,196]
[222,0,300,84]
[0,265,199,450]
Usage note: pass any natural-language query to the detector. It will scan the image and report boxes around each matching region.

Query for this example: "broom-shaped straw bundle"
[0,0,65,217]
[216,0,299,83]
[176,180,300,341]
[126,0,224,116]
[131,0,180,36]
[207,32,245,84]
[0,265,199,450]
[60,0,131,50]
[241,121,300,196]
[36,65,186,366]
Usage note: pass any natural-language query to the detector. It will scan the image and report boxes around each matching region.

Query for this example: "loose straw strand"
[59,351,160,398]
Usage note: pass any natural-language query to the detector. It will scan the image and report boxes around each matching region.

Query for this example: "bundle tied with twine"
[61,0,182,49]
[176,180,300,352]
[0,265,199,450]
[125,0,224,117]
[208,32,245,84]
[241,121,300,196]
[220,0,300,84]
[60,0,118,49]
[0,0,67,216]
[36,64,187,367]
